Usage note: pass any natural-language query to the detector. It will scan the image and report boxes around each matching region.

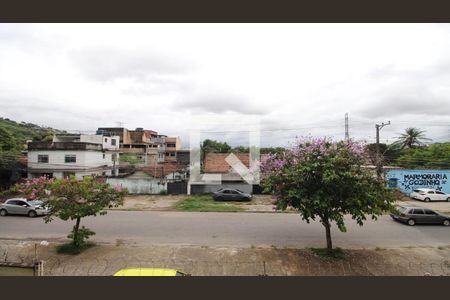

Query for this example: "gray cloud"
[367,60,450,81]
[359,87,450,118]
[172,92,271,115]
[0,96,96,130]
[118,76,191,96]
[69,46,194,82]
[358,62,450,118]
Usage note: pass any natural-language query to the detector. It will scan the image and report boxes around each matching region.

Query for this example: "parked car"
[213,188,252,201]
[114,268,188,276]
[390,205,450,226]
[0,198,50,217]
[409,188,450,202]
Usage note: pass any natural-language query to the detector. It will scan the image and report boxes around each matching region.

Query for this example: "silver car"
[212,188,252,201]
[0,198,50,217]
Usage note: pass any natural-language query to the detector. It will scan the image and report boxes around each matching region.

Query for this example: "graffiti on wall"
[385,169,450,194]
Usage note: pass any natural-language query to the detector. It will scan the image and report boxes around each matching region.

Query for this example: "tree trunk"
[73,217,81,246]
[324,222,332,253]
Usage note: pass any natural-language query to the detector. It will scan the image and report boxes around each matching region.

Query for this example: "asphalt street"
[0,211,449,248]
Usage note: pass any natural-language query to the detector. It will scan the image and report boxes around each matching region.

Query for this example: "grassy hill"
[0,117,66,150]
[1,117,67,171]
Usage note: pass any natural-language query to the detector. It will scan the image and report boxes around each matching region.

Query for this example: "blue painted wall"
[385,169,450,195]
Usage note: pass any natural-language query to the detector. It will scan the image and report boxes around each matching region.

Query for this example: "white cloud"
[0,23,449,146]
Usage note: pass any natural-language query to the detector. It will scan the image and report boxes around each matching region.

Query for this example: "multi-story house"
[175,149,190,165]
[164,137,181,162]
[27,133,120,179]
[97,127,182,165]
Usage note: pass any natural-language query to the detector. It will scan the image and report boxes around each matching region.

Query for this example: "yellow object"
[113,268,180,276]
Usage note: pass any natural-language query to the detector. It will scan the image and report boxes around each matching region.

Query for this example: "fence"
[106,178,167,194]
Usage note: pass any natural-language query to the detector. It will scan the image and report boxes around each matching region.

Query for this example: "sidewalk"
[1,239,449,276]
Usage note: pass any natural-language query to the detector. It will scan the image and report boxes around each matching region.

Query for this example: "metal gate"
[167,182,188,194]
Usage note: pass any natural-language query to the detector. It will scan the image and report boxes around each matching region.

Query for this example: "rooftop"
[27,141,103,151]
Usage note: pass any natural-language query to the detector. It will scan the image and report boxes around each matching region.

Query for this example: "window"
[111,139,116,146]
[105,138,108,142]
[412,209,424,214]
[427,191,435,194]
[170,153,176,157]
[12,200,28,207]
[397,207,408,214]
[103,153,106,159]
[65,155,76,163]
[167,143,176,147]
[112,153,117,161]
[38,155,49,163]
[436,191,445,195]
[424,209,437,215]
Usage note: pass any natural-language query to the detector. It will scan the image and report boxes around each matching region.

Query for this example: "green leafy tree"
[392,127,431,149]
[119,154,144,169]
[200,139,232,169]
[365,143,402,165]
[10,176,127,250]
[261,137,395,254]
[201,139,232,154]
[394,142,450,169]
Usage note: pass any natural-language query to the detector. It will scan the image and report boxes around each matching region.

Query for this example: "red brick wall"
[204,153,250,173]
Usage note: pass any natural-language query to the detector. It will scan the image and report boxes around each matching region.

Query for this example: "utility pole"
[375,121,391,181]
[345,113,349,141]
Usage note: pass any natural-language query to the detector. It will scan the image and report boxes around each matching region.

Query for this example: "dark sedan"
[212,188,252,202]
[390,205,450,226]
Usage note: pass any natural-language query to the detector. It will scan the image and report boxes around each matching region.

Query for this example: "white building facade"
[27,134,120,180]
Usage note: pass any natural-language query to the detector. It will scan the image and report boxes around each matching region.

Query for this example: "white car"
[409,189,450,202]
[0,198,50,217]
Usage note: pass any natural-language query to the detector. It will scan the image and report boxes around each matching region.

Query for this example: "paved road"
[0,211,449,248]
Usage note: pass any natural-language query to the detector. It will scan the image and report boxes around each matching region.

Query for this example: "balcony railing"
[28,142,102,151]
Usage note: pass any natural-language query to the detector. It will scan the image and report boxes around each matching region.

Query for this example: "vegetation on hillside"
[0,117,65,169]
[200,139,286,156]
[0,117,64,147]
[365,128,448,169]
[393,142,450,169]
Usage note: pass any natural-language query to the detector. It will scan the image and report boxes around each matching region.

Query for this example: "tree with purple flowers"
[9,176,127,254]
[261,137,395,255]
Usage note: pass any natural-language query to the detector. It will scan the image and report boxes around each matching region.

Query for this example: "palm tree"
[392,127,431,149]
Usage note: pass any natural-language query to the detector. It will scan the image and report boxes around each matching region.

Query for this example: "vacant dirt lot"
[113,194,278,212]
[1,239,448,276]
[113,194,450,214]
[111,195,185,211]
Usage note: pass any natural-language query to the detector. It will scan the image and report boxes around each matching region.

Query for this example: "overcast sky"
[0,24,449,148]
